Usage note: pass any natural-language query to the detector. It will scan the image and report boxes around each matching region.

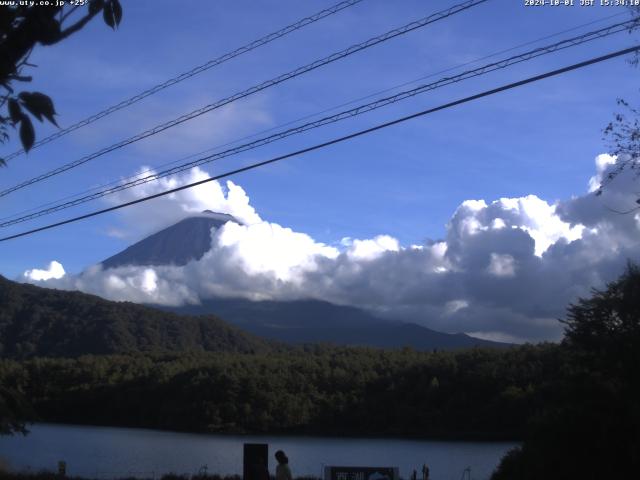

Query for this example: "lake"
[0,424,517,480]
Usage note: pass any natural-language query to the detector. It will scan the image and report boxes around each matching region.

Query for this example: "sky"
[2,0,640,343]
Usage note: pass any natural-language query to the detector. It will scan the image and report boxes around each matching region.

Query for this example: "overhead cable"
[1,45,637,242]
[2,9,625,225]
[1,18,635,228]
[2,0,365,161]
[0,0,489,198]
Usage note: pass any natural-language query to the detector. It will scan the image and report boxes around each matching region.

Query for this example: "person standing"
[422,464,430,480]
[275,450,292,480]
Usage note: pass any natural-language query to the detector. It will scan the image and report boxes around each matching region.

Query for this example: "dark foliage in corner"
[598,8,640,199]
[492,264,640,479]
[0,0,123,163]
[0,383,32,435]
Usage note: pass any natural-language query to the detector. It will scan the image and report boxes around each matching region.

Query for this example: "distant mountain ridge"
[102,210,237,269]
[0,275,271,359]
[101,211,512,351]
[164,298,511,350]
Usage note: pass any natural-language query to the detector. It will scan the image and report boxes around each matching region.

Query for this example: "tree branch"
[57,8,101,42]
[60,5,81,24]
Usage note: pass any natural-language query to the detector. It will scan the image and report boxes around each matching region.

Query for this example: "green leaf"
[8,98,21,124]
[37,16,62,46]
[103,0,116,29]
[19,114,35,152]
[1,81,14,94]
[18,92,58,126]
[89,0,104,15]
[112,0,122,27]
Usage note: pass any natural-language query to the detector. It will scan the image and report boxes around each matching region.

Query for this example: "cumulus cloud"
[106,167,261,239]
[588,153,618,193]
[450,195,584,257]
[347,235,400,260]
[21,156,640,343]
[445,299,469,315]
[23,261,65,281]
[487,253,516,277]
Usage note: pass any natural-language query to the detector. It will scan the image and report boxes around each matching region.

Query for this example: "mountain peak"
[101,212,239,269]
[200,210,238,223]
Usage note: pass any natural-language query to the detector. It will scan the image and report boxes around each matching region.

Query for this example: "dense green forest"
[492,265,640,479]
[0,343,558,439]
[1,266,639,479]
[0,276,273,358]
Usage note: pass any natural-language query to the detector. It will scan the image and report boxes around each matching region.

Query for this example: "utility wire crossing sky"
[2,0,365,161]
[2,44,637,243]
[0,8,630,225]
[0,0,488,198]
[0,16,635,229]
[5,0,640,343]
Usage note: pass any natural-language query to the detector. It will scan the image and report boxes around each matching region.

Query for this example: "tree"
[599,7,640,198]
[562,262,640,364]
[0,0,123,435]
[0,0,123,164]
[492,264,640,480]
[0,385,32,435]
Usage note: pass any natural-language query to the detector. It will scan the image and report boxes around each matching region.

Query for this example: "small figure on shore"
[411,469,417,480]
[275,450,292,480]
[422,463,430,480]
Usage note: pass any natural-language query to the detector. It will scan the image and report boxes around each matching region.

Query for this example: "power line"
[1,17,635,228]
[2,45,637,243]
[1,10,626,225]
[0,0,489,199]
[2,0,365,162]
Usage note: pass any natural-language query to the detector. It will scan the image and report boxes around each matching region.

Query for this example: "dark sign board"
[243,443,269,480]
[324,466,399,480]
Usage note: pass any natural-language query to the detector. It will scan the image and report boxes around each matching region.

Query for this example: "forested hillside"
[0,344,559,439]
[166,298,509,350]
[3,265,638,479]
[0,276,272,358]
[491,265,640,479]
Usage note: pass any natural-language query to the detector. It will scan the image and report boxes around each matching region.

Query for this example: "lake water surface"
[0,424,517,480]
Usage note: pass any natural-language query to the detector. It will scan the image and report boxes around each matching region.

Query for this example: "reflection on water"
[0,424,517,480]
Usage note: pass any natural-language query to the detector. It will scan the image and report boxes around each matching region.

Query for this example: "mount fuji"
[102,210,238,269]
[101,212,510,350]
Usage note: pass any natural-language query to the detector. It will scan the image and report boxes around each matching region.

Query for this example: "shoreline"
[21,421,523,443]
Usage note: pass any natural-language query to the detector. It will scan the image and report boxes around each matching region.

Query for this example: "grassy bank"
[0,471,322,480]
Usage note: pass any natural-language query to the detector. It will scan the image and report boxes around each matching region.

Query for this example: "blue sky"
[2,0,640,342]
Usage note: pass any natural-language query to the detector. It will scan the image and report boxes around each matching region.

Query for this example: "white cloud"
[445,299,469,315]
[106,228,128,239]
[22,156,640,343]
[451,195,584,257]
[130,94,274,158]
[487,253,516,277]
[106,167,261,239]
[347,235,400,260]
[465,330,528,345]
[71,92,274,157]
[213,221,339,282]
[23,261,65,281]
[588,153,618,193]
